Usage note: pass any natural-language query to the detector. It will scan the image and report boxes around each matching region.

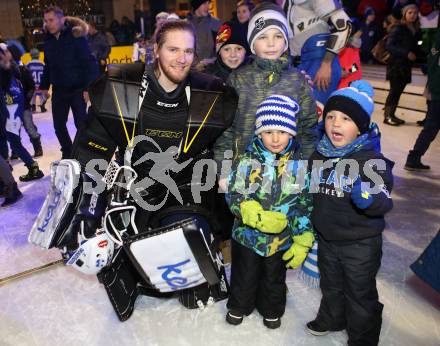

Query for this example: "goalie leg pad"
[28,159,82,249]
[125,219,218,293]
[178,264,229,309]
[97,247,141,322]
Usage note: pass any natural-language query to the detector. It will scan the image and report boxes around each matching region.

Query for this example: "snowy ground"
[0,80,439,346]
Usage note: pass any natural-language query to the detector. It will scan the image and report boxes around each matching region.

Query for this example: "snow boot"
[31,137,43,158]
[19,162,44,182]
[1,183,23,207]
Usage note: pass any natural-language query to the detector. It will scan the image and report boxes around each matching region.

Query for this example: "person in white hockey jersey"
[282,0,351,104]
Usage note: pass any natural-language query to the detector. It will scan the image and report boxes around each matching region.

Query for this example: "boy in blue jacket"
[307,80,394,346]
[225,95,314,329]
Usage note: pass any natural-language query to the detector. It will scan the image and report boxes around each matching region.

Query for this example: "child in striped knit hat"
[225,94,314,329]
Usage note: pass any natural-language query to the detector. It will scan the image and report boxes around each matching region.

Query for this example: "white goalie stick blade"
[28,160,82,249]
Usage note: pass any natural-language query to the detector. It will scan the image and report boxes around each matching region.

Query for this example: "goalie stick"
[0,259,64,285]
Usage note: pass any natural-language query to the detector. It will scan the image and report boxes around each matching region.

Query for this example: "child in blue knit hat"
[225,94,314,329]
[306,80,394,345]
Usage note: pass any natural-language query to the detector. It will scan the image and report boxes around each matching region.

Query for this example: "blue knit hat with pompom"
[323,80,375,134]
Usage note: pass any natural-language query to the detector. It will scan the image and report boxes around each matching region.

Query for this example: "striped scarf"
[299,240,320,288]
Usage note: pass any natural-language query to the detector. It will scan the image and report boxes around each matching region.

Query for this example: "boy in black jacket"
[307,80,394,346]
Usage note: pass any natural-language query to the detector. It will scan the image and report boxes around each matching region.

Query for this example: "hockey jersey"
[283,0,342,56]
[26,59,45,89]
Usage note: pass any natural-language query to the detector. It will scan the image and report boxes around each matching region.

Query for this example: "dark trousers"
[316,235,383,346]
[6,132,33,166]
[227,239,287,319]
[411,100,440,157]
[384,77,408,117]
[51,88,87,157]
[0,112,33,166]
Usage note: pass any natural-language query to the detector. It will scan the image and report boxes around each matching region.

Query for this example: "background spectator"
[87,20,110,74]
[232,0,254,56]
[360,7,382,63]
[187,0,221,70]
[384,3,421,126]
[40,6,98,159]
[357,0,389,24]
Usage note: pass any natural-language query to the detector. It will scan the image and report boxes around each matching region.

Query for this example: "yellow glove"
[293,232,314,248]
[255,211,288,234]
[240,200,263,228]
[282,232,315,269]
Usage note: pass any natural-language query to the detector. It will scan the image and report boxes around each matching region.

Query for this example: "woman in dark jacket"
[384,3,421,126]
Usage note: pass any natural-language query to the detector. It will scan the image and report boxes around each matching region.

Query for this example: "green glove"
[240,200,263,228]
[255,211,288,234]
[282,232,315,269]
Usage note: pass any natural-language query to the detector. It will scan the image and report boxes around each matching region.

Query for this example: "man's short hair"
[44,5,64,17]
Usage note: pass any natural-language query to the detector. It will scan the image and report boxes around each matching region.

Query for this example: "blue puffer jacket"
[41,20,98,91]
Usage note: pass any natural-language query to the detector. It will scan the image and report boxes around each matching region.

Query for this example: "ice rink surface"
[0,77,439,346]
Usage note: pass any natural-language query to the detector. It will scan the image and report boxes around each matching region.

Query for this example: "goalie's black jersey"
[71,63,238,205]
[132,66,189,177]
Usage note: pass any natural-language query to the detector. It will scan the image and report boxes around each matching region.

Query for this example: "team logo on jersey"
[297,22,304,32]
[255,17,265,31]
[348,63,359,74]
[5,93,13,105]
[144,129,182,138]
[216,23,232,45]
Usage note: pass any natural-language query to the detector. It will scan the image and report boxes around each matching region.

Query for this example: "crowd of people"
[0,1,439,345]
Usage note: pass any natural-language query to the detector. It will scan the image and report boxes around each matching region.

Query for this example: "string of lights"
[19,0,92,20]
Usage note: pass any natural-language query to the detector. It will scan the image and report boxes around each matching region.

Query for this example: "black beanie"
[216,21,248,53]
[191,0,207,11]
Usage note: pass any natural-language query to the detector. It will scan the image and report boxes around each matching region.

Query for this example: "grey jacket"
[213,55,318,163]
[187,13,221,60]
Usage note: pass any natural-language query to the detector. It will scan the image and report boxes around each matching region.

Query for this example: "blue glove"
[351,178,374,209]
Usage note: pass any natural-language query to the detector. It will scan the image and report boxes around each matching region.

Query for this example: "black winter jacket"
[386,24,420,83]
[310,148,394,241]
[41,24,98,90]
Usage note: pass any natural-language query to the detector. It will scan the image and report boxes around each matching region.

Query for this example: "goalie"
[29,20,238,321]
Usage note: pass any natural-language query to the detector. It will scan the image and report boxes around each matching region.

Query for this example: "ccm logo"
[157,101,178,107]
[88,141,108,151]
[98,240,108,248]
[316,40,326,47]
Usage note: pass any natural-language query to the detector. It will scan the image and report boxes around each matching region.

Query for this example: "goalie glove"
[56,172,108,250]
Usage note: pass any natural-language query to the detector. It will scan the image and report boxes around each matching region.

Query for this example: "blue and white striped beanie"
[255,95,300,136]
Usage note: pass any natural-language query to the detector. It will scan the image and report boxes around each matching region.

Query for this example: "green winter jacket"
[213,54,318,164]
[226,137,314,257]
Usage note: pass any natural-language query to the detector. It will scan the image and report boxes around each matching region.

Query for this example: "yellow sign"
[210,0,218,18]
[21,45,137,65]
